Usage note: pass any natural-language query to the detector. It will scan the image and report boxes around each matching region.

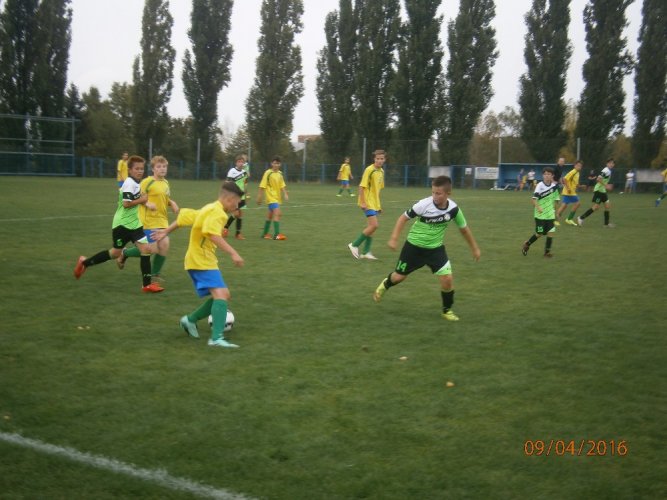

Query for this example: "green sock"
[210,299,228,341]
[568,211,576,220]
[363,236,372,254]
[152,254,166,275]
[262,220,271,236]
[352,233,367,247]
[338,188,343,194]
[273,221,280,235]
[124,246,142,258]
[188,298,213,323]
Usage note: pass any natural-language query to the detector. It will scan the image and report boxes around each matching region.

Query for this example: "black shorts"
[395,241,449,276]
[535,218,555,235]
[592,192,609,205]
[111,226,146,249]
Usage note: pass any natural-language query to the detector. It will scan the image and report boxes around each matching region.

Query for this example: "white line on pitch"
[0,431,254,500]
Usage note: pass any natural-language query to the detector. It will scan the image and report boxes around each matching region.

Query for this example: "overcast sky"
[68,0,643,141]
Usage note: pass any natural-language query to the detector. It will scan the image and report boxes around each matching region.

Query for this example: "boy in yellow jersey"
[348,149,386,260]
[336,156,354,196]
[257,156,289,240]
[117,156,179,288]
[74,156,161,292]
[556,160,583,225]
[116,152,129,187]
[656,167,667,207]
[154,182,245,348]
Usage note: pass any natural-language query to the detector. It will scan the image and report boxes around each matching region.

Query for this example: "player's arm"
[256,187,264,205]
[531,196,542,213]
[459,226,481,261]
[387,213,410,250]
[122,192,154,209]
[169,199,180,215]
[209,234,244,267]
[282,187,289,202]
[359,186,367,209]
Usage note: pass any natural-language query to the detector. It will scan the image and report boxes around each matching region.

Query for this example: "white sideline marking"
[0,431,253,500]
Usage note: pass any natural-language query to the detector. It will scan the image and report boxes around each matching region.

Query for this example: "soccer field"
[1,177,666,499]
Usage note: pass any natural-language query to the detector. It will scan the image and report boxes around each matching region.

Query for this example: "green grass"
[1,177,666,499]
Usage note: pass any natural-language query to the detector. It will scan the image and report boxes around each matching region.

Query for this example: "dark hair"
[127,155,145,169]
[543,166,555,174]
[607,157,615,163]
[220,181,244,198]
[432,175,452,188]
[373,149,386,158]
[272,156,281,163]
[574,160,583,166]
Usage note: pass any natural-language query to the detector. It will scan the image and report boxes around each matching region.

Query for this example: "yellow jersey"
[338,163,352,181]
[139,177,171,229]
[184,201,229,270]
[662,168,667,182]
[358,165,384,211]
[117,159,128,182]
[562,168,580,196]
[259,169,286,204]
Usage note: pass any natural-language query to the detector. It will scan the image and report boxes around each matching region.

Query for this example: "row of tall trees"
[1,0,665,170]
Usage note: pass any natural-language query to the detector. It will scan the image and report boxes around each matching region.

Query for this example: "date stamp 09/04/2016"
[524,439,628,457]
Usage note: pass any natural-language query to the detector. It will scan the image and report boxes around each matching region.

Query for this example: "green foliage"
[438,0,498,165]
[575,0,634,168]
[353,0,401,154]
[182,0,234,163]
[519,0,572,162]
[316,1,356,161]
[632,0,667,168]
[132,0,175,159]
[77,87,131,159]
[1,178,666,498]
[393,0,444,166]
[246,0,304,162]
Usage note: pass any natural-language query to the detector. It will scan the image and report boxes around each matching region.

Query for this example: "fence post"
[404,165,409,187]
[576,137,581,160]
[498,137,503,165]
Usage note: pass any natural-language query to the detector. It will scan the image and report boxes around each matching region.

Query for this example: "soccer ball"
[208,310,235,332]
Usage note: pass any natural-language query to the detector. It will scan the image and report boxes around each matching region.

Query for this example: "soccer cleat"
[208,338,239,348]
[604,223,616,228]
[74,256,87,279]
[179,315,199,338]
[223,228,229,238]
[577,216,584,226]
[521,242,529,256]
[373,279,387,302]
[554,220,561,226]
[442,310,460,321]
[565,219,578,226]
[544,252,553,258]
[350,193,355,197]
[142,282,165,293]
[116,250,127,270]
[152,274,165,284]
[348,243,360,259]
[263,233,273,239]
[274,233,287,240]
[336,193,342,197]
[235,233,245,240]
[361,252,378,260]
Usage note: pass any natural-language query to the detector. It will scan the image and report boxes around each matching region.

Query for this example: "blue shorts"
[187,270,227,297]
[118,181,124,187]
[561,195,579,204]
[143,228,164,243]
[340,180,350,187]
[268,202,280,211]
[365,209,379,217]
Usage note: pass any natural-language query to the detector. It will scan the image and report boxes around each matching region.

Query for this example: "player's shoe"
[441,310,460,321]
[554,220,561,226]
[179,315,199,338]
[142,282,165,293]
[656,199,661,207]
[208,338,239,348]
[565,219,578,226]
[223,228,229,238]
[274,234,287,240]
[74,256,87,279]
[361,252,378,260]
[577,216,584,226]
[348,243,360,259]
[604,223,616,228]
[336,193,342,197]
[349,193,355,197]
[152,274,165,285]
[373,279,387,302]
[235,233,245,240]
[263,233,273,239]
[116,250,127,269]
[521,242,529,256]
[544,252,553,258]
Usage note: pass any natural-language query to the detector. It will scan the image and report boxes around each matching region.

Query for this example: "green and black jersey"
[112,177,143,230]
[405,197,467,249]
[532,181,560,220]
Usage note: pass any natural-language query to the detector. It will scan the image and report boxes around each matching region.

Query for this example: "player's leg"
[208,285,238,348]
[603,198,613,227]
[136,237,162,292]
[180,270,215,339]
[544,222,556,257]
[152,234,169,281]
[437,264,459,321]
[360,213,379,258]
[262,207,273,238]
[522,220,543,255]
[74,228,128,279]
[271,205,286,240]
